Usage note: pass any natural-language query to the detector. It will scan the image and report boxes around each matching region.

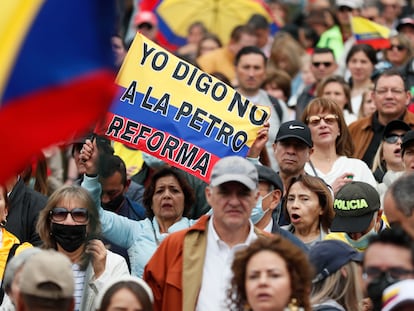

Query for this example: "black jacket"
[7,178,47,246]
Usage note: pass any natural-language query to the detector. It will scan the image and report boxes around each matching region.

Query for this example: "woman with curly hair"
[227,235,313,311]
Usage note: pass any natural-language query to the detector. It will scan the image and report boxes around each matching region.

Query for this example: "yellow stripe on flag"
[0,0,44,101]
[351,16,390,39]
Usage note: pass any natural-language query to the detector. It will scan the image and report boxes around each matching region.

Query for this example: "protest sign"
[104,34,269,182]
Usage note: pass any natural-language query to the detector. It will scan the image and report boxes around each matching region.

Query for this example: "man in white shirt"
[144,156,267,311]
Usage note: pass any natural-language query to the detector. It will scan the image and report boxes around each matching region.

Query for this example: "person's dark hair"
[196,33,222,58]
[20,293,73,311]
[312,47,335,59]
[301,97,355,157]
[263,68,292,99]
[188,21,207,36]
[142,167,195,218]
[0,185,8,210]
[235,45,267,66]
[230,24,256,42]
[211,72,231,85]
[346,43,377,66]
[366,227,414,267]
[283,174,334,233]
[316,75,353,113]
[373,67,407,91]
[99,154,128,186]
[227,235,313,311]
[99,281,153,311]
[247,13,269,30]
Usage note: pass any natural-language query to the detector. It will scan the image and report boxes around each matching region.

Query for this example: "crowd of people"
[4,0,414,310]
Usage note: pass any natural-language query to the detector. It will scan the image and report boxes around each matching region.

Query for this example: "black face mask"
[367,276,396,311]
[102,193,125,212]
[51,223,87,252]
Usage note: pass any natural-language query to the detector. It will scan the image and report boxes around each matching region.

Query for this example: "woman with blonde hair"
[357,87,376,119]
[383,33,414,68]
[309,240,364,311]
[36,185,129,310]
[227,235,313,311]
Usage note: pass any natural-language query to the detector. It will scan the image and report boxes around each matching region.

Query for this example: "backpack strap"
[267,94,284,122]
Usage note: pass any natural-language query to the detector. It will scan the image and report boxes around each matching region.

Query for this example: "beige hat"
[20,249,74,299]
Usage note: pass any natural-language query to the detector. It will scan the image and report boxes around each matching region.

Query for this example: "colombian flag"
[351,16,391,49]
[0,1,117,183]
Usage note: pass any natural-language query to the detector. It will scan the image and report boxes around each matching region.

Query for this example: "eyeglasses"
[384,134,405,144]
[50,207,89,223]
[312,62,333,68]
[363,267,414,283]
[307,114,338,126]
[388,44,407,52]
[374,88,406,96]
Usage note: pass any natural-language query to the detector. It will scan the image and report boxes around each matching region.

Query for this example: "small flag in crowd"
[0,0,117,184]
[351,16,391,49]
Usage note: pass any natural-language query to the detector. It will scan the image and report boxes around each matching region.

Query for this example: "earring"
[0,219,6,227]
[285,298,304,311]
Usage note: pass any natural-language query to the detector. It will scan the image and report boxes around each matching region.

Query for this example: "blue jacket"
[82,175,196,277]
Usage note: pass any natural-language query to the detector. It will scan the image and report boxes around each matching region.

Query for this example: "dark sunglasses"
[312,62,332,68]
[384,134,405,144]
[307,114,338,126]
[50,207,89,223]
[388,44,407,52]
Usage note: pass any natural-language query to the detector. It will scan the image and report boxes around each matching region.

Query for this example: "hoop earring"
[0,219,7,228]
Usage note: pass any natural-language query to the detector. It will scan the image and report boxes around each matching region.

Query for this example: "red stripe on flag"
[356,38,391,50]
[0,71,115,183]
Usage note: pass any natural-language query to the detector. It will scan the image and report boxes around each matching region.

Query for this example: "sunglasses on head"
[388,44,406,51]
[50,207,89,223]
[384,134,405,144]
[307,114,338,126]
[312,61,333,68]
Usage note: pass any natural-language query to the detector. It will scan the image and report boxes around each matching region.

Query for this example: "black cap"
[275,121,313,147]
[402,130,414,152]
[383,120,411,138]
[331,182,380,233]
[255,165,284,192]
